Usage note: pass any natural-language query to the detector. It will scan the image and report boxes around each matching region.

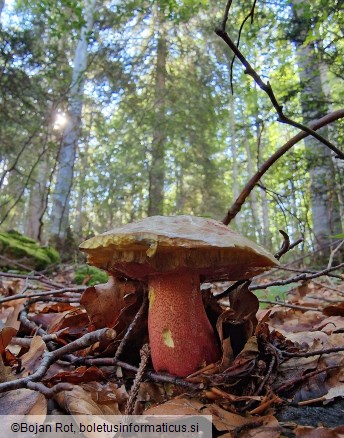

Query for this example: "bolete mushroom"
[79,215,278,377]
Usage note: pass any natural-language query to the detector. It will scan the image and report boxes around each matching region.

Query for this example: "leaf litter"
[0,270,343,437]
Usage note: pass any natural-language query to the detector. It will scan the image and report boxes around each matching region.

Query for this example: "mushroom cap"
[79,215,279,280]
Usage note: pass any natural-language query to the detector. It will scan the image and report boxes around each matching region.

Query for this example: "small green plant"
[255,284,294,309]
[74,264,108,286]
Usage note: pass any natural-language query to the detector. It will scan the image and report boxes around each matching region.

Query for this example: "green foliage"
[74,265,108,286]
[0,231,60,270]
[255,285,295,309]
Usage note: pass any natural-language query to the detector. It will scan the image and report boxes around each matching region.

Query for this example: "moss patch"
[0,231,60,271]
[74,265,108,286]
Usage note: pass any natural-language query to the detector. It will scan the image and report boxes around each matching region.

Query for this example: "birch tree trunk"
[50,0,96,245]
[291,0,340,255]
[148,4,167,216]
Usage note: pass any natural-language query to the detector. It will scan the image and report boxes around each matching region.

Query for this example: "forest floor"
[0,263,343,437]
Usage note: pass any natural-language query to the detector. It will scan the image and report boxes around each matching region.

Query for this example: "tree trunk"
[244,136,262,242]
[0,0,5,23]
[290,0,340,256]
[148,4,167,216]
[319,60,344,232]
[229,96,241,230]
[50,0,96,245]
[25,156,48,241]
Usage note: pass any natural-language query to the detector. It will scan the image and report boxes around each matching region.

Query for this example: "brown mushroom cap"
[79,215,279,280]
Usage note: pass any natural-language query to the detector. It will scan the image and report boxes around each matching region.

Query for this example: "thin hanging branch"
[222,108,344,224]
[215,1,344,161]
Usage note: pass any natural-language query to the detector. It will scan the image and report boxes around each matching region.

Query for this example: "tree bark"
[229,96,241,230]
[25,155,48,241]
[290,0,341,255]
[148,4,167,216]
[50,0,96,244]
[244,136,261,241]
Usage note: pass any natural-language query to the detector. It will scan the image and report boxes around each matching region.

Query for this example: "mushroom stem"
[148,272,221,377]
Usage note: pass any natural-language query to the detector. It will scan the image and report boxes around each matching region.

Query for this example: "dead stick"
[0,286,86,304]
[124,344,150,415]
[115,293,148,360]
[0,328,116,394]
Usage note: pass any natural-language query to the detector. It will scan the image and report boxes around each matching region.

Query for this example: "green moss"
[74,265,108,286]
[0,231,60,270]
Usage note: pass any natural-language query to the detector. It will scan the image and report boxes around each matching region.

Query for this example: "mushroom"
[79,215,278,377]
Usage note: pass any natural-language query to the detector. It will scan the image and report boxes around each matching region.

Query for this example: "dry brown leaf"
[0,327,17,354]
[80,276,140,329]
[55,382,127,416]
[0,388,47,415]
[295,425,344,437]
[19,336,46,377]
[56,383,127,438]
[323,302,344,317]
[44,366,106,386]
[145,398,281,437]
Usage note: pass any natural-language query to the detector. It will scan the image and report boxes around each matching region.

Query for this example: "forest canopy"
[0,0,343,261]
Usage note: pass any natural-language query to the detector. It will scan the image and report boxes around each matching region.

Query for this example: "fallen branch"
[258,300,321,312]
[124,344,150,415]
[0,271,65,289]
[78,357,202,391]
[0,286,85,304]
[0,328,116,394]
[275,365,341,394]
[250,263,344,291]
[281,345,344,358]
[115,293,148,360]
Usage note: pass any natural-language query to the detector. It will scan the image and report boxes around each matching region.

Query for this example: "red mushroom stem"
[147,271,221,377]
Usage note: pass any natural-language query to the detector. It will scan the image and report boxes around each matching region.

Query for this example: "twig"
[78,357,202,390]
[258,300,321,312]
[10,329,68,347]
[124,344,150,415]
[115,293,148,360]
[250,263,344,291]
[19,308,47,338]
[0,271,64,289]
[274,230,290,260]
[327,240,344,269]
[312,280,344,295]
[275,365,341,394]
[0,328,116,394]
[0,286,86,304]
[221,108,344,224]
[215,8,344,161]
[215,234,303,300]
[230,0,257,94]
[26,381,74,397]
[281,345,344,358]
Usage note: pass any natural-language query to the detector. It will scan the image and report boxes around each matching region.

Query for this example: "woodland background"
[0,0,343,260]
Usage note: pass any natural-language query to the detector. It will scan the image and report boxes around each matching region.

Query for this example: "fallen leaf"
[0,388,47,415]
[19,336,46,377]
[81,276,140,329]
[295,425,344,437]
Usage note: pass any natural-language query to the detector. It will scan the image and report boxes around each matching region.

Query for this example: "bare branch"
[0,286,85,304]
[250,262,344,291]
[0,328,116,394]
[215,23,344,160]
[222,109,344,224]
